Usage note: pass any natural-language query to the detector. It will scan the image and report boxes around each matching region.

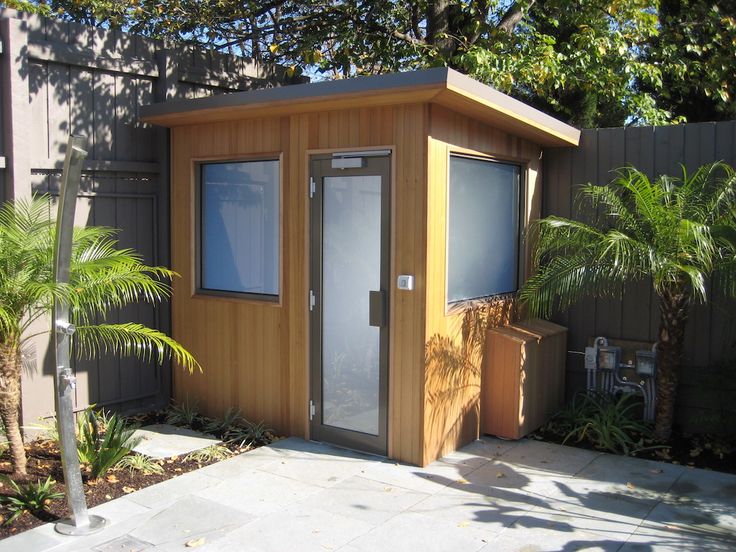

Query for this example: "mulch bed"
[0,411,265,540]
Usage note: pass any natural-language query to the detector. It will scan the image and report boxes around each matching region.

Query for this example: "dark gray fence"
[0,7,295,429]
[543,122,736,431]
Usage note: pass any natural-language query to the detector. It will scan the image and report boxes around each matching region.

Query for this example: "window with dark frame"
[447,155,521,304]
[199,159,280,299]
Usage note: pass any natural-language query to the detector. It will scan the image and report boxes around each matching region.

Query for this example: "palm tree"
[519,162,736,442]
[0,196,199,477]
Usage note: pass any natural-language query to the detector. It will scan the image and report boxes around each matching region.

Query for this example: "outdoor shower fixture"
[584,337,657,422]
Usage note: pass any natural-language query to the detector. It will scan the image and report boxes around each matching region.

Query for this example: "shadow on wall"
[424,296,515,460]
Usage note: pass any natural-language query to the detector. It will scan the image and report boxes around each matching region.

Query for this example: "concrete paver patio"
[2,436,735,551]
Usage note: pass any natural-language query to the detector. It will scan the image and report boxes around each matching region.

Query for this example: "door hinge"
[309,177,316,198]
[309,399,316,421]
[309,289,316,311]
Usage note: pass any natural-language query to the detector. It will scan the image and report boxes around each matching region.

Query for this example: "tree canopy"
[6,1,735,127]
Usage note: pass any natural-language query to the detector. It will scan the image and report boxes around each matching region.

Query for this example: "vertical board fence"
[0,7,296,429]
[543,122,736,431]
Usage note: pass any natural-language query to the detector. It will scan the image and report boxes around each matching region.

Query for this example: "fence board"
[0,6,295,428]
[543,122,736,430]
[595,127,625,338]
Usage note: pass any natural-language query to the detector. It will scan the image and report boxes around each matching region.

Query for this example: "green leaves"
[0,476,63,524]
[549,392,656,456]
[74,323,201,374]
[0,194,200,372]
[32,0,735,126]
[77,408,142,480]
[519,162,736,316]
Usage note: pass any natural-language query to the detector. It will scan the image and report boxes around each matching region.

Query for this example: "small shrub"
[0,476,63,524]
[202,407,244,436]
[185,445,233,463]
[546,391,656,456]
[116,454,164,475]
[223,420,274,449]
[78,408,142,479]
[165,400,204,429]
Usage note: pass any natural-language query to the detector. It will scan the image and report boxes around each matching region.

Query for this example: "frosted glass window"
[321,176,381,435]
[447,155,520,303]
[200,160,279,297]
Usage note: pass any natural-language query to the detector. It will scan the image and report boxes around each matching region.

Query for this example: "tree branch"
[497,0,535,33]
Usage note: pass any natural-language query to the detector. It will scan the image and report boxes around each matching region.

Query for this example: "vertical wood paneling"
[423,105,542,465]
[170,106,428,460]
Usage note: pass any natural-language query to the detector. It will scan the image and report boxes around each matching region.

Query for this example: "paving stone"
[346,511,491,552]
[621,511,736,552]
[527,476,662,512]
[254,446,376,488]
[204,503,373,552]
[193,446,285,479]
[524,498,644,540]
[359,457,477,494]
[88,496,152,523]
[131,424,220,459]
[642,499,736,540]
[298,474,430,526]
[456,437,522,460]
[575,453,685,493]
[8,436,736,552]
[125,470,222,509]
[0,522,65,552]
[129,495,254,547]
[667,466,736,506]
[92,535,153,552]
[408,483,534,534]
[50,510,167,552]
[482,523,623,552]
[193,469,323,516]
[495,439,601,477]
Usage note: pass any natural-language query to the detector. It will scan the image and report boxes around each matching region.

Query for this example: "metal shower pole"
[52,135,107,536]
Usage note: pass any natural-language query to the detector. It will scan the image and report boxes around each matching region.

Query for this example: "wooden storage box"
[481,319,567,439]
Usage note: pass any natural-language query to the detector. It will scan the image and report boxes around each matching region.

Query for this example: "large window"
[199,159,280,298]
[447,155,521,304]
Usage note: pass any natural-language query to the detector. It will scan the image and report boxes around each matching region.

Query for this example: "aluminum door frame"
[308,153,391,455]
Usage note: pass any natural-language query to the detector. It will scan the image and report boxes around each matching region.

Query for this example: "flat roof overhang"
[141,67,580,147]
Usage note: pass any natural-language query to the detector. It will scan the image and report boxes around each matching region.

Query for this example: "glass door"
[309,153,390,455]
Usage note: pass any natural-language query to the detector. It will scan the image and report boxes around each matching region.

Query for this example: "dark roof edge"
[140,67,450,120]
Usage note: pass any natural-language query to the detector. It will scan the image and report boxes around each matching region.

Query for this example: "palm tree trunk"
[654,285,690,442]
[0,339,27,477]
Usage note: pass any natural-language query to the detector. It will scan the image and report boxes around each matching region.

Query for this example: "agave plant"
[519,162,736,441]
[0,476,64,524]
[77,408,142,480]
[0,196,200,476]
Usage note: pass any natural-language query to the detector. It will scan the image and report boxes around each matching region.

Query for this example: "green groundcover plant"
[0,195,200,477]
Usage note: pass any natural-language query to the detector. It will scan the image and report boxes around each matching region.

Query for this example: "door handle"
[369,290,387,327]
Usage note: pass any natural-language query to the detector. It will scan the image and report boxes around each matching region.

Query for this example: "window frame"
[194,155,283,303]
[445,152,525,308]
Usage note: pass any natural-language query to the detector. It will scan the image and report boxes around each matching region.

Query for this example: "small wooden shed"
[141,68,579,466]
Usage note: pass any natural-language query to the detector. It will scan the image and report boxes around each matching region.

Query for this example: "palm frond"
[520,162,736,317]
[519,253,633,318]
[73,323,201,373]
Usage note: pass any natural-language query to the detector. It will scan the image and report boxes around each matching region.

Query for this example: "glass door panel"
[322,175,382,435]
